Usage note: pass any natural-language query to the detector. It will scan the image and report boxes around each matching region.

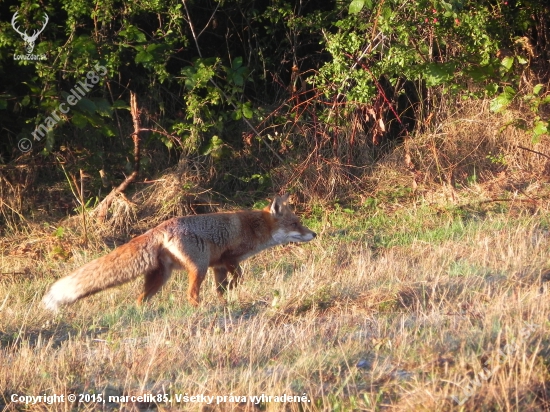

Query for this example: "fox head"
[266,194,316,244]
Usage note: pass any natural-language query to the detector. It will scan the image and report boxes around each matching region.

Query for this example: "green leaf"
[485,83,498,95]
[503,86,516,97]
[22,82,42,94]
[441,1,453,12]
[71,112,89,128]
[232,110,242,120]
[202,135,223,155]
[532,120,548,142]
[181,66,196,76]
[201,57,218,66]
[181,65,198,89]
[533,84,544,96]
[516,56,528,65]
[381,5,393,20]
[242,102,253,119]
[465,65,493,82]
[501,56,514,72]
[119,26,147,43]
[72,35,97,56]
[0,99,7,110]
[111,100,130,110]
[424,63,454,87]
[235,75,244,87]
[160,135,174,150]
[53,227,64,238]
[349,0,365,14]
[76,98,97,114]
[231,56,243,69]
[145,43,169,55]
[135,50,153,63]
[100,123,117,137]
[135,43,168,63]
[490,86,516,113]
[93,98,113,116]
[43,130,55,155]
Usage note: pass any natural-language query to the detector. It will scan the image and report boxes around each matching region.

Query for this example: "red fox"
[42,194,316,311]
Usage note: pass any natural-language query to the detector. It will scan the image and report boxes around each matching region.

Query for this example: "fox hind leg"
[165,238,209,307]
[214,263,242,304]
[137,261,171,305]
[226,262,242,290]
[214,266,229,302]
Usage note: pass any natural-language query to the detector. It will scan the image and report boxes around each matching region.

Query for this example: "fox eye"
[292,222,299,228]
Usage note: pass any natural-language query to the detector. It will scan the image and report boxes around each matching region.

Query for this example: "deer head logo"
[11,11,49,55]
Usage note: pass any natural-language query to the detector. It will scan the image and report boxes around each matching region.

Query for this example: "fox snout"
[277,222,316,244]
[294,229,316,242]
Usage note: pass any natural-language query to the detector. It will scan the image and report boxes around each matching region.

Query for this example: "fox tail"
[42,231,160,312]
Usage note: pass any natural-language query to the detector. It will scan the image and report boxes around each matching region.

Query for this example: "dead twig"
[95,92,141,222]
[516,145,550,161]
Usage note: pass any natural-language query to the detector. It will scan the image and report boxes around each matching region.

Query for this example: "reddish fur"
[42,194,316,312]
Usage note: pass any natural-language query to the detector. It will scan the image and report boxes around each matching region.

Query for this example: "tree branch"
[95,92,141,222]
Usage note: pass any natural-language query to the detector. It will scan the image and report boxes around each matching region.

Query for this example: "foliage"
[0,0,548,208]
[315,0,539,111]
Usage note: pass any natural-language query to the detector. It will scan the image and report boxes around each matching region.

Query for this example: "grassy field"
[2,104,550,411]
[1,195,550,411]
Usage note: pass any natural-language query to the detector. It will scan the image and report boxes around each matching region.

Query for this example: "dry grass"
[1,199,550,411]
[273,100,550,208]
[1,102,550,411]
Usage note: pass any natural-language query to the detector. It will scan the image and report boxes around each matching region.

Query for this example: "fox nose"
[311,231,317,238]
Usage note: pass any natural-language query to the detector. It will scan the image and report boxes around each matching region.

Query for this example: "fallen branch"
[516,145,550,161]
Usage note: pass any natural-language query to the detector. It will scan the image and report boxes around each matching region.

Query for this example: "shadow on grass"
[0,321,110,350]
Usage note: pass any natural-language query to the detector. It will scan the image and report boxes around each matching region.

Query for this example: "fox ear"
[270,195,286,217]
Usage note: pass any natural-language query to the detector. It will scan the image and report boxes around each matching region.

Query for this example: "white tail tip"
[42,276,80,312]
